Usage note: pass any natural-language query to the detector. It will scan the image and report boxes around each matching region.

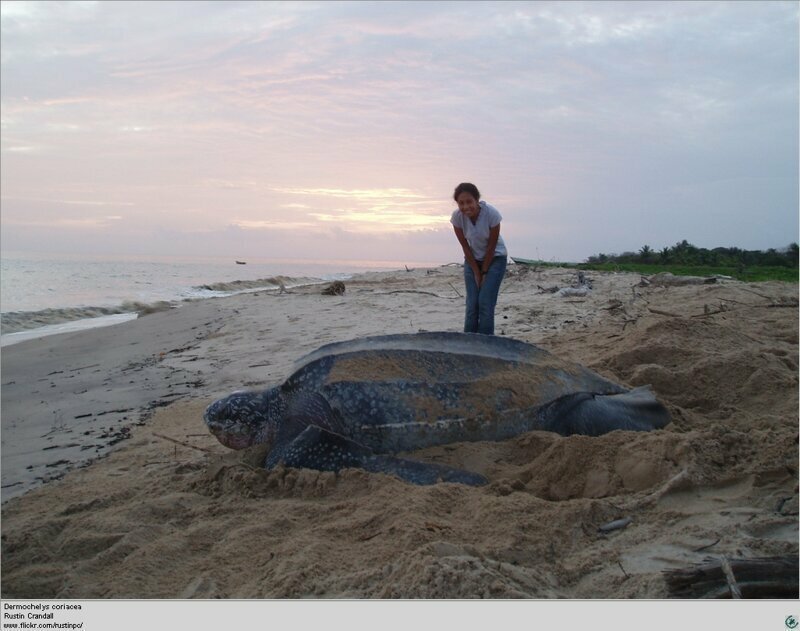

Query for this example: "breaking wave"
[0,301,174,335]
[0,275,328,336]
[193,275,321,293]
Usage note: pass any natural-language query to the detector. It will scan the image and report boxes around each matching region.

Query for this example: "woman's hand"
[472,264,483,288]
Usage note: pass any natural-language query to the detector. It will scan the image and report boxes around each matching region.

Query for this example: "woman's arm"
[481,224,501,274]
[453,226,482,286]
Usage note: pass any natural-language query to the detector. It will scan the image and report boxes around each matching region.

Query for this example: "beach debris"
[153,432,214,453]
[321,281,346,296]
[694,302,731,318]
[693,538,721,552]
[380,289,456,299]
[642,272,717,287]
[602,299,625,311]
[508,264,534,280]
[204,332,670,486]
[720,557,743,599]
[623,469,692,511]
[99,426,132,446]
[554,270,592,297]
[776,496,798,515]
[663,555,799,599]
[597,516,633,534]
[647,307,684,318]
[45,459,71,468]
[537,285,560,294]
[557,287,589,297]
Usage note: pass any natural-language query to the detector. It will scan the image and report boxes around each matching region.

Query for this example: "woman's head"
[454,183,481,218]
[453,182,480,203]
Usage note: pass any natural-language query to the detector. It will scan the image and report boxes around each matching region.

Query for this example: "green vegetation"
[579,240,798,282]
[514,241,799,282]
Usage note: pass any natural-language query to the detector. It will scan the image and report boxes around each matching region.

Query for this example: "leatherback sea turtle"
[204,332,670,485]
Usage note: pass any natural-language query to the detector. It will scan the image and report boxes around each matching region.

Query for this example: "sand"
[1,264,797,599]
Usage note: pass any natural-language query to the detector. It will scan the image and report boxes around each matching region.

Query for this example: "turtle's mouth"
[207,420,255,450]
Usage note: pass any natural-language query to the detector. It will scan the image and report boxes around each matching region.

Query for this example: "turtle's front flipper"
[266,424,487,486]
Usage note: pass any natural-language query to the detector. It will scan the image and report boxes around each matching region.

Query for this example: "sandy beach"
[1,264,797,598]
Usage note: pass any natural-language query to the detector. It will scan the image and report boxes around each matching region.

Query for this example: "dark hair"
[453,182,480,202]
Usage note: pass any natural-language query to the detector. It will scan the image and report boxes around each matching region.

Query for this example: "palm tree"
[787,242,799,267]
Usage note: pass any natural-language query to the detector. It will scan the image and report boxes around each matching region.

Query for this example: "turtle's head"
[203,388,284,450]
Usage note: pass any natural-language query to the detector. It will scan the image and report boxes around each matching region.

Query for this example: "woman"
[450,182,507,335]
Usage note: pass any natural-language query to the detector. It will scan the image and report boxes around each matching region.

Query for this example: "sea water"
[0,252,436,345]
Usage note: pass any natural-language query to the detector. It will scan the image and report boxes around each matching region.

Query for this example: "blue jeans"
[463,256,507,335]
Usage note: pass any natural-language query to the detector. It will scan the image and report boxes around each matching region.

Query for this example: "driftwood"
[693,538,721,552]
[152,432,213,453]
[647,307,683,318]
[321,281,346,296]
[720,557,742,599]
[380,290,458,299]
[623,469,690,510]
[598,516,632,534]
[664,555,799,599]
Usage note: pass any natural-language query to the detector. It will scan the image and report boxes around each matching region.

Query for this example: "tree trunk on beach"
[663,555,799,599]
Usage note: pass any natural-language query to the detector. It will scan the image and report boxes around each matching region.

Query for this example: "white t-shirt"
[450,201,508,261]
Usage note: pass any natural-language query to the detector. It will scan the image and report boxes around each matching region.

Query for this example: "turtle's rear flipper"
[267,424,487,486]
[537,385,671,436]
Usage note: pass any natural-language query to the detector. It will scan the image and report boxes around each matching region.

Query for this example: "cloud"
[1,196,134,207]
[1,1,796,262]
[270,186,444,233]
[271,187,428,201]
[4,216,120,229]
[230,219,319,231]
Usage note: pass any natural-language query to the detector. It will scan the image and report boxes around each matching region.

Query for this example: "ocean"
[0,252,439,346]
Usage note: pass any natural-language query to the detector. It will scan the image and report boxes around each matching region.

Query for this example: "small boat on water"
[510,257,538,266]
[235,261,247,265]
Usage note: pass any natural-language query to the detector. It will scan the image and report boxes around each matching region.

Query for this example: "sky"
[1,0,798,265]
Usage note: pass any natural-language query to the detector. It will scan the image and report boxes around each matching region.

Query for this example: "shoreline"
[1,265,457,501]
[1,312,140,348]
[2,264,797,598]
[1,253,446,334]
[0,276,338,339]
